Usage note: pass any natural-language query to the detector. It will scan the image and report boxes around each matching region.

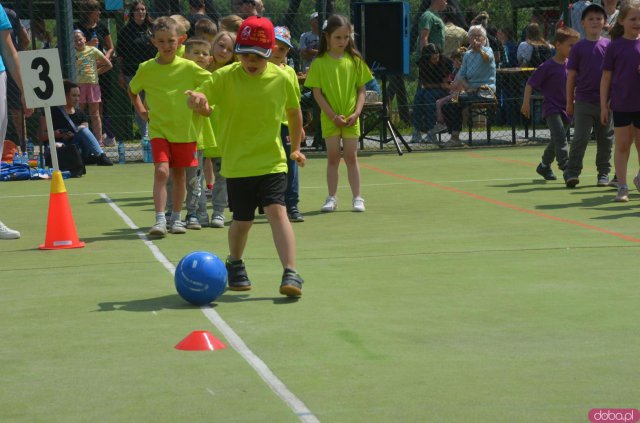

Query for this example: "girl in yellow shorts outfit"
[304,14,373,212]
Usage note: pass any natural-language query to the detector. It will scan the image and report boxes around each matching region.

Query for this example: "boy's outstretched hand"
[290,151,306,167]
[185,90,211,116]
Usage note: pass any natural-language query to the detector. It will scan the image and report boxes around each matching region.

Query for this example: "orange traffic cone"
[175,330,227,351]
[39,171,85,250]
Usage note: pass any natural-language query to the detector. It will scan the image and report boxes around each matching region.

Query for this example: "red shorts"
[78,83,101,103]
[151,139,198,168]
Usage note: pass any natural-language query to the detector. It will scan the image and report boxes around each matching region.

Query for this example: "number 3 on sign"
[18,49,66,108]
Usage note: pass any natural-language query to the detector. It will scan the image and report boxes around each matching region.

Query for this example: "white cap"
[310,12,318,20]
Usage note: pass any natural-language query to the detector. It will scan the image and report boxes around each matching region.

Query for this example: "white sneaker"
[170,220,187,234]
[352,196,365,212]
[0,221,20,239]
[210,214,225,228]
[321,196,337,212]
[148,221,168,237]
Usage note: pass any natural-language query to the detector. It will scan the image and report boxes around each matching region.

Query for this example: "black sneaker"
[564,173,579,188]
[225,258,252,291]
[536,163,557,181]
[608,175,618,188]
[96,153,113,166]
[287,207,305,222]
[279,268,303,297]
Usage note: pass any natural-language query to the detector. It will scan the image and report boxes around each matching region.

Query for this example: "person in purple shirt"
[564,3,614,188]
[600,0,640,202]
[521,27,580,181]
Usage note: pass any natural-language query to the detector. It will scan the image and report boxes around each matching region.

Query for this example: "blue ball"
[175,251,227,306]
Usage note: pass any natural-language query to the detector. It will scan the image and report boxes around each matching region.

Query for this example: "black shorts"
[612,111,640,128]
[227,173,287,221]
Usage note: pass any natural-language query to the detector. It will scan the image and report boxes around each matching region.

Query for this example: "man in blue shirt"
[0,3,32,239]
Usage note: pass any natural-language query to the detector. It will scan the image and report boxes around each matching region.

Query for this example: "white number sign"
[18,49,66,108]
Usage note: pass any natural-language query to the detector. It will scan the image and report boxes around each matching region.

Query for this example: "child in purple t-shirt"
[565,3,613,188]
[600,1,640,202]
[521,27,580,181]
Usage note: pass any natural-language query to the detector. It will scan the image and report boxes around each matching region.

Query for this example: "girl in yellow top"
[304,14,373,213]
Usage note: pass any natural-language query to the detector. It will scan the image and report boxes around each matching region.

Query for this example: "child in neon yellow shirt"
[129,17,210,237]
[304,14,373,213]
[269,26,305,223]
[186,16,307,297]
[165,37,215,229]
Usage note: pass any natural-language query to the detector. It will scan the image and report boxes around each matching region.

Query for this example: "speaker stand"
[361,75,411,156]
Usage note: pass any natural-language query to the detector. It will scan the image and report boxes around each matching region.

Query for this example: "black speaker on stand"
[353,1,411,155]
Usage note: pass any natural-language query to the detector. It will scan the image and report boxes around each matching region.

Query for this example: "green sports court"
[1,145,638,422]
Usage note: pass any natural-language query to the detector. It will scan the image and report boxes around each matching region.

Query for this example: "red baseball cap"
[235,16,275,59]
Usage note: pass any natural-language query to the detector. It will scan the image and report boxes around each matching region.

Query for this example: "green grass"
[1,146,639,422]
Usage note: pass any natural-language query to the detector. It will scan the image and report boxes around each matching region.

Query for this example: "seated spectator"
[433,47,466,132]
[470,11,502,66]
[442,6,468,58]
[441,25,496,146]
[411,43,451,143]
[517,23,553,67]
[41,80,112,166]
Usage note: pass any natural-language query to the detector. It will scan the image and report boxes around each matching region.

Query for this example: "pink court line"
[362,163,640,244]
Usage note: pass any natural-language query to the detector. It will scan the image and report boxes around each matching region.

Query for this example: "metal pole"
[43,107,60,172]
[55,0,75,79]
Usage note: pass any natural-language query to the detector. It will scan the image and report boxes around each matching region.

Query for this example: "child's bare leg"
[87,102,102,142]
[153,162,170,213]
[436,94,453,123]
[171,167,186,214]
[325,136,341,196]
[264,204,296,270]
[342,138,360,198]
[614,126,634,186]
[204,157,214,187]
[228,220,252,260]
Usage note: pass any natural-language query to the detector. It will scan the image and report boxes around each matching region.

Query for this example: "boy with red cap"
[186,16,307,297]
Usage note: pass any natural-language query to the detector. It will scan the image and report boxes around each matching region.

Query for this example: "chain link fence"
[5,0,571,161]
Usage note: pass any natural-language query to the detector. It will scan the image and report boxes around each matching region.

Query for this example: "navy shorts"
[227,172,287,221]
[612,111,640,128]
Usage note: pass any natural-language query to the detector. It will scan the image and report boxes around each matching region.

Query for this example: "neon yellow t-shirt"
[129,56,211,143]
[281,64,301,127]
[304,53,373,138]
[196,62,300,178]
[75,46,105,84]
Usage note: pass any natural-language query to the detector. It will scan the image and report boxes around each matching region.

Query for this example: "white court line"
[100,193,320,423]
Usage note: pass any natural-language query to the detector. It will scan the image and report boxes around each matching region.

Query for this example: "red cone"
[39,171,85,250]
[175,330,227,351]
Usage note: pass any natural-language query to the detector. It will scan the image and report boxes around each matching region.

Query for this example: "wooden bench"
[466,101,498,146]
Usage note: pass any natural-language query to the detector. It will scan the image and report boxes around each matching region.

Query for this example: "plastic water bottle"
[142,136,152,163]
[118,140,126,164]
[26,138,34,160]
